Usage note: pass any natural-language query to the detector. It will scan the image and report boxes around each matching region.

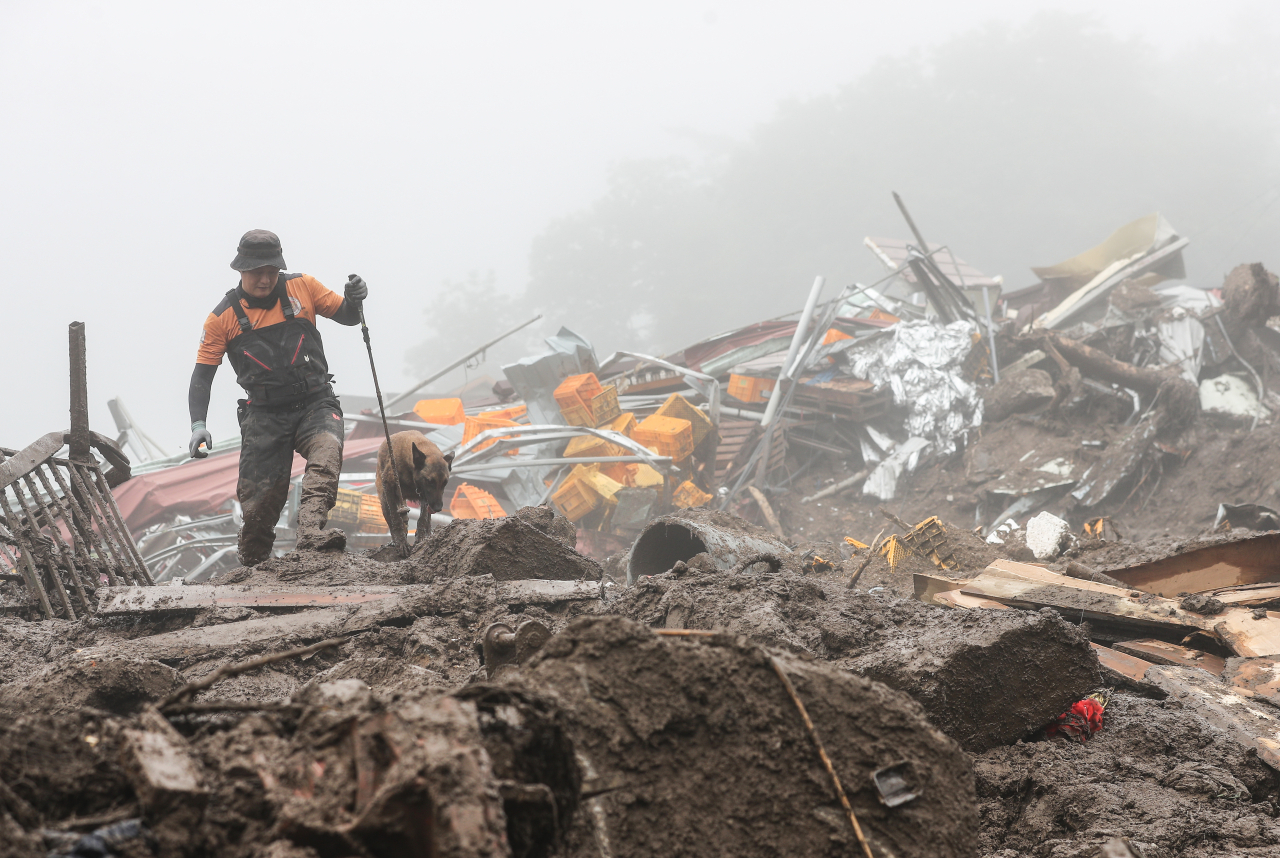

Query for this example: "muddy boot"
[296,496,347,552]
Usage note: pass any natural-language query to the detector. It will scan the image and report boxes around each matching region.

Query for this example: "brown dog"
[376,430,454,555]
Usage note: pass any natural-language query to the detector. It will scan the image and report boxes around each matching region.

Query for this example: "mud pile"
[4,502,1280,857]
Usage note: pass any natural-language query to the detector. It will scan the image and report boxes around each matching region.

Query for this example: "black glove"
[189,422,212,459]
[345,274,368,302]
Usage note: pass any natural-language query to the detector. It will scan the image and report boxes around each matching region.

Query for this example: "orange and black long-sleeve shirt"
[197,273,345,366]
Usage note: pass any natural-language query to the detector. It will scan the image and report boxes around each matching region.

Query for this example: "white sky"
[1,0,1276,454]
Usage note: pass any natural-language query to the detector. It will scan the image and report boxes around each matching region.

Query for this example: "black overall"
[227,275,346,564]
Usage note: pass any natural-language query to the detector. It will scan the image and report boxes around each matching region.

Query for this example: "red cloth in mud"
[111,436,384,536]
[1046,697,1106,743]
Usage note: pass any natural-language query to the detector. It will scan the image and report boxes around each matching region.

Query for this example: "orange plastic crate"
[412,398,465,425]
[822,328,854,345]
[479,404,527,422]
[600,462,637,485]
[565,434,626,459]
[604,411,637,436]
[590,385,621,426]
[357,494,389,534]
[727,374,775,404]
[672,480,713,509]
[559,403,594,427]
[450,483,506,519]
[462,415,520,453]
[554,373,603,412]
[552,473,600,521]
[655,393,714,447]
[633,415,694,461]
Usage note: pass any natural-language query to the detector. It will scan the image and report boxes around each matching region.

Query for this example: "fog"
[2,1,1278,455]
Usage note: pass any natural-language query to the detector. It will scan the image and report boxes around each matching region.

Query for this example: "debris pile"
[8,203,1280,857]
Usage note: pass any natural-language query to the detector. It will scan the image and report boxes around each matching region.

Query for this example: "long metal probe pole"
[351,285,395,455]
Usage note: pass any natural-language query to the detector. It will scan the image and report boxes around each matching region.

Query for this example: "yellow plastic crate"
[560,403,594,427]
[655,393,714,447]
[591,385,621,426]
[552,470,600,521]
[673,480,713,509]
[632,464,665,488]
[633,415,694,461]
[604,411,638,437]
[412,398,465,425]
[357,494,389,534]
[327,487,365,528]
[564,434,626,459]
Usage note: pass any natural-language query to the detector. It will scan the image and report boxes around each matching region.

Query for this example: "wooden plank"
[1210,583,1280,608]
[1214,611,1280,658]
[986,559,1140,597]
[96,584,401,615]
[500,579,601,604]
[1145,665,1280,772]
[1112,639,1226,676]
[0,432,65,490]
[1224,657,1280,705]
[935,589,1010,610]
[71,608,347,662]
[1106,532,1280,598]
[913,573,969,606]
[960,571,1203,636]
[1090,642,1154,683]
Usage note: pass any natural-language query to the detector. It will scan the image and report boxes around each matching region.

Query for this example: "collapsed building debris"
[11,203,1280,857]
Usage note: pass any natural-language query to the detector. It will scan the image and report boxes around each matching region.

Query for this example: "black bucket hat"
[230,229,287,271]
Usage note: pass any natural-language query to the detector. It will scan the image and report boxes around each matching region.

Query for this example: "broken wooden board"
[965,560,1280,656]
[1090,643,1154,683]
[96,584,401,615]
[1224,657,1280,707]
[1209,583,1280,609]
[1112,639,1226,676]
[122,707,208,811]
[1213,611,1280,658]
[71,608,348,663]
[961,563,1204,637]
[1145,665,1280,772]
[500,579,601,605]
[1090,643,1167,697]
[935,589,1009,610]
[1106,532,1280,598]
[913,573,972,605]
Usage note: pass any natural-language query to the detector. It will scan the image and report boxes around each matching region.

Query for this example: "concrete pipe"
[626,508,791,585]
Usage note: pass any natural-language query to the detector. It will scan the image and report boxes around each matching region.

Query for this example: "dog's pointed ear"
[443,451,455,468]
[412,444,428,470]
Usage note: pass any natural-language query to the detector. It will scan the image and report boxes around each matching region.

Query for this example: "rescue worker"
[187,229,368,566]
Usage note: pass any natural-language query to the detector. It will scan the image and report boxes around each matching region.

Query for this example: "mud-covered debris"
[850,607,1101,752]
[0,657,183,719]
[509,615,978,858]
[409,516,603,582]
[1180,592,1226,615]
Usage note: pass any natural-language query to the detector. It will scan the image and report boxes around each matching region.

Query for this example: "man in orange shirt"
[188,229,368,566]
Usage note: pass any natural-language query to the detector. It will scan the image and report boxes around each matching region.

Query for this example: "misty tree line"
[410,13,1280,379]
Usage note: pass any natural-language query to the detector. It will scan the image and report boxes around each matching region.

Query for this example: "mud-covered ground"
[4,483,1280,855]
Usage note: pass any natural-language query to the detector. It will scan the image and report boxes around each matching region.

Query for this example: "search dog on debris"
[376,430,454,556]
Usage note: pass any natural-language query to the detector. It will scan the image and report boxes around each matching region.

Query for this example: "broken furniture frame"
[0,323,151,619]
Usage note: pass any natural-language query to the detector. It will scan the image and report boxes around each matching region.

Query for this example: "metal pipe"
[626,509,791,586]
[766,276,825,424]
[455,455,674,473]
[385,314,543,411]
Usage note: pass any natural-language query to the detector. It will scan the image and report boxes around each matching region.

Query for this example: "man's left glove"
[345,274,368,302]
[189,422,212,459]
